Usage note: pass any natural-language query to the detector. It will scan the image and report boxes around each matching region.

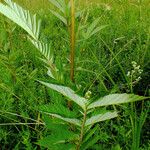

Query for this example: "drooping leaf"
[0,0,41,40]
[85,111,118,126]
[88,94,147,109]
[47,68,55,79]
[29,38,57,79]
[41,111,81,126]
[39,81,87,111]
[30,39,52,62]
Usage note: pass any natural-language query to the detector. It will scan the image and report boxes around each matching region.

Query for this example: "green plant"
[0,0,149,149]
[38,81,148,149]
[126,61,149,150]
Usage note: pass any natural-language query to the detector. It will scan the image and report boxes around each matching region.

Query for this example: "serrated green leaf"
[88,94,147,109]
[39,81,87,111]
[85,111,118,126]
[29,38,56,79]
[41,111,81,126]
[0,0,41,40]
[30,38,52,62]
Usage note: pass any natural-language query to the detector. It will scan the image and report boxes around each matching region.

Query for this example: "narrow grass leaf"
[83,124,99,143]
[86,18,100,37]
[50,9,67,25]
[90,25,108,37]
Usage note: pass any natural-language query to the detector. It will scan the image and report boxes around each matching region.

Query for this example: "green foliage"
[39,79,148,149]
[0,0,149,149]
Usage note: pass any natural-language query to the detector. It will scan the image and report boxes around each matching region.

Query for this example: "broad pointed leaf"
[39,81,87,110]
[85,111,118,126]
[88,94,147,109]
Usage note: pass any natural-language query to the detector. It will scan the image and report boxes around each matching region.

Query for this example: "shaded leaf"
[41,111,81,126]
[81,134,100,150]
[83,124,99,143]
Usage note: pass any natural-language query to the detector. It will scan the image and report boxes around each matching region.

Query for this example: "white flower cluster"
[85,90,92,99]
[127,61,143,84]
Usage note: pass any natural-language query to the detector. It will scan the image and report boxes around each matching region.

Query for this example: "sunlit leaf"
[39,81,87,111]
[0,0,41,40]
[85,111,118,126]
[88,94,147,109]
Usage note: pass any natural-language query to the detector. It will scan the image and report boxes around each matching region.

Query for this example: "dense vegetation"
[0,0,149,149]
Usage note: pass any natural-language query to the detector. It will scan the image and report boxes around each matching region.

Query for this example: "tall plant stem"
[70,0,75,82]
[76,109,87,150]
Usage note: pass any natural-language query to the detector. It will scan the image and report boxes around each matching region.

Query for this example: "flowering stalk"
[127,61,145,150]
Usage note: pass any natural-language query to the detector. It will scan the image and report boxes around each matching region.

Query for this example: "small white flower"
[138,69,143,74]
[135,65,140,70]
[131,61,137,65]
[132,61,137,68]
